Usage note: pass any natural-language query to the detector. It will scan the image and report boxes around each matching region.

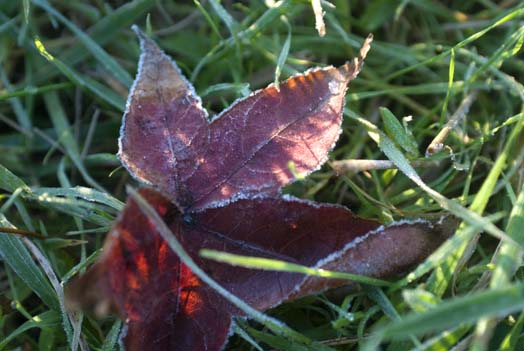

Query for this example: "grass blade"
[32,0,133,88]
[0,215,59,311]
[200,249,392,287]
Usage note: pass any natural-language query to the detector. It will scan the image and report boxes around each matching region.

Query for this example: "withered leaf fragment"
[66,27,451,351]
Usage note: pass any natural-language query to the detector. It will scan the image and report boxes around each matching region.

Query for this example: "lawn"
[1,1,524,350]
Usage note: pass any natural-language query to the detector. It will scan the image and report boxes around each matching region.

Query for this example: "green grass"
[1,1,524,350]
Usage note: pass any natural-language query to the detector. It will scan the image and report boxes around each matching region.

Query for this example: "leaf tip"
[131,24,145,40]
[360,33,373,60]
[338,33,373,81]
[131,24,158,54]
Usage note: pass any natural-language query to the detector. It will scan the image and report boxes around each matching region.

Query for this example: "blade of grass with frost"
[327,12,421,66]
[31,187,124,211]
[14,199,36,233]
[394,0,410,20]
[458,48,524,103]
[200,83,251,98]
[362,282,524,350]
[61,249,102,284]
[346,81,487,101]
[470,186,524,350]
[56,159,92,285]
[129,187,335,351]
[0,310,60,349]
[367,286,403,320]
[368,107,523,296]
[21,236,88,350]
[491,186,524,286]
[19,179,113,224]
[100,320,122,351]
[0,164,29,193]
[385,6,524,81]
[427,118,524,295]
[208,0,238,36]
[408,326,471,351]
[274,16,291,89]
[379,107,418,157]
[191,0,297,81]
[233,323,264,351]
[43,92,106,192]
[262,333,319,351]
[440,48,455,123]
[28,0,156,86]
[0,82,72,100]
[28,193,113,226]
[239,322,315,351]
[348,111,515,245]
[32,0,133,87]
[199,249,392,287]
[426,91,478,157]
[18,0,30,44]
[0,13,17,32]
[194,0,223,39]
[366,286,422,347]
[250,37,298,78]
[0,215,59,311]
[34,40,125,110]
[0,68,32,132]
[492,112,524,134]
[499,313,524,350]
[467,25,524,84]
[402,288,441,313]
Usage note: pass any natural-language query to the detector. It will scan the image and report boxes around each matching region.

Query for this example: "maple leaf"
[66,27,452,351]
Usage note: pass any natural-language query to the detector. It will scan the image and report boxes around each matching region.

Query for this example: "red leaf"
[120,28,369,210]
[66,188,451,351]
[65,28,454,351]
[66,191,232,351]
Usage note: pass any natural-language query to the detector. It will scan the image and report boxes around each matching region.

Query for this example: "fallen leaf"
[66,27,452,351]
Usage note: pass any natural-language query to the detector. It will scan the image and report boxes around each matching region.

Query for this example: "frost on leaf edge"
[116,25,209,188]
